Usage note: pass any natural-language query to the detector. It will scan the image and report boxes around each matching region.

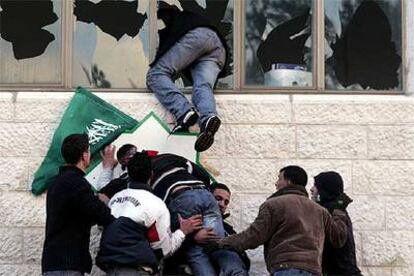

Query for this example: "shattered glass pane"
[0,0,62,84]
[244,0,313,87]
[72,0,149,89]
[157,0,234,89]
[325,0,402,91]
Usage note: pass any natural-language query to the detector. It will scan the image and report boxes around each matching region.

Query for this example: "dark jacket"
[41,166,114,274]
[96,216,159,272]
[219,185,348,275]
[223,220,251,271]
[152,7,231,83]
[99,172,128,199]
[320,201,362,276]
[151,153,212,202]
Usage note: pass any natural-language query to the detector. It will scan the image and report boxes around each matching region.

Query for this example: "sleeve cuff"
[175,229,186,239]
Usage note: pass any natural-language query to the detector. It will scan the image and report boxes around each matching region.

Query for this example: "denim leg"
[210,249,249,276]
[273,268,316,276]
[186,244,218,276]
[191,60,220,124]
[147,62,192,121]
[168,189,224,236]
[168,190,203,231]
[168,189,225,276]
[147,28,216,120]
[201,190,225,237]
[191,31,225,125]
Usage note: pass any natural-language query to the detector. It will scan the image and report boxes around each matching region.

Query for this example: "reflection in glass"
[73,0,149,89]
[245,0,313,87]
[325,0,402,91]
[0,0,62,84]
[157,0,234,89]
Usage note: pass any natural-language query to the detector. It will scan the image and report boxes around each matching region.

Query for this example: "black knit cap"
[314,171,343,203]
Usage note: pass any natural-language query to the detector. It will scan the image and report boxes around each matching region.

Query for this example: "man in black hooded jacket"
[311,171,362,276]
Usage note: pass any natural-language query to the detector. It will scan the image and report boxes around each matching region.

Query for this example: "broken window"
[325,0,402,91]
[244,0,313,87]
[157,0,234,89]
[72,0,149,89]
[0,0,404,92]
[0,0,62,84]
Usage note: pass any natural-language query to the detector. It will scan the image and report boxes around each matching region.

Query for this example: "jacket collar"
[319,200,336,213]
[59,165,85,176]
[268,184,309,199]
[128,180,152,192]
[319,196,352,213]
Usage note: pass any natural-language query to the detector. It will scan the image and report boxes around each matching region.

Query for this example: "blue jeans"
[147,27,225,125]
[211,249,249,276]
[273,268,316,276]
[169,189,225,276]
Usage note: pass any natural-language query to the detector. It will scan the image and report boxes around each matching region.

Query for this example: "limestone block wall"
[0,92,414,275]
[0,1,413,275]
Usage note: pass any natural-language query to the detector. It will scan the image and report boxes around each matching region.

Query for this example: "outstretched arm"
[219,202,278,251]
[150,210,202,257]
[96,145,118,190]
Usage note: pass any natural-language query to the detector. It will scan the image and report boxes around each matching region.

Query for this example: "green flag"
[31,87,138,195]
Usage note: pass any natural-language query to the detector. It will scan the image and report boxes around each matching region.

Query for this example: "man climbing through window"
[146,2,229,152]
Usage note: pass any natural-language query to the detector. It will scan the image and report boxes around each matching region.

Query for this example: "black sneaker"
[195,116,221,152]
[171,109,199,133]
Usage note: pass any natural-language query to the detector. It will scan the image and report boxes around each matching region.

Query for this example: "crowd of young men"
[41,134,361,276]
[39,1,363,274]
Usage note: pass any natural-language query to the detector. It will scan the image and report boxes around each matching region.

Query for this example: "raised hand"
[100,144,118,169]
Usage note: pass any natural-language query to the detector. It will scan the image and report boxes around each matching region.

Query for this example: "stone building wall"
[1,2,414,274]
[0,92,414,275]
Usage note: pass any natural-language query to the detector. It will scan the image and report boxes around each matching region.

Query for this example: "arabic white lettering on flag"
[86,119,121,145]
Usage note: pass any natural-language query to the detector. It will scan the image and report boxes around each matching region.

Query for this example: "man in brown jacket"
[218,165,350,276]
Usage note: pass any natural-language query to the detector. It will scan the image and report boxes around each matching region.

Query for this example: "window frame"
[0,0,407,94]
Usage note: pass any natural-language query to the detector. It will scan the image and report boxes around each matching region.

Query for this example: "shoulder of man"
[53,168,91,193]
[263,195,285,208]
[120,189,167,209]
[99,177,128,196]
[111,176,128,185]
[263,192,317,212]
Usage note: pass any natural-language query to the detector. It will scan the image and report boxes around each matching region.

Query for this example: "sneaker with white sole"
[171,109,199,133]
[194,116,221,152]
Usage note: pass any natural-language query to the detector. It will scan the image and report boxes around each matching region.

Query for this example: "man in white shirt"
[96,151,202,275]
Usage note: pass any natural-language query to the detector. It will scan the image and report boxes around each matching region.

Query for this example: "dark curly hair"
[127,151,152,183]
